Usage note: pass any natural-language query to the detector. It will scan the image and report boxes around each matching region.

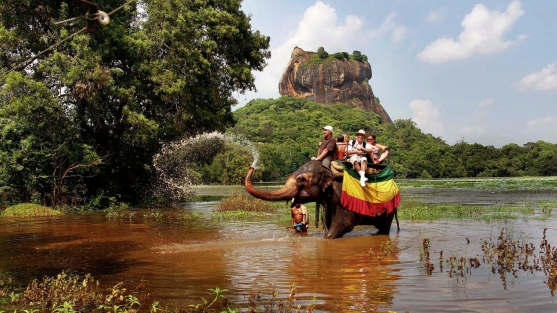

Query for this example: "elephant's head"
[245,160,335,204]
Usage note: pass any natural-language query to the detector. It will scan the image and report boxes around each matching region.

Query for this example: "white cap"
[323,125,333,132]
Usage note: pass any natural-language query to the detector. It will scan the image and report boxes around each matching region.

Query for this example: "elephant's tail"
[395,210,400,231]
[315,203,320,228]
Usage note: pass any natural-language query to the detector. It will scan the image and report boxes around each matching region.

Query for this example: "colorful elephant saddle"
[333,161,401,217]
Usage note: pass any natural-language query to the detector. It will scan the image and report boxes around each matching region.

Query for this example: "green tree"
[333,52,344,60]
[0,0,270,206]
[317,47,328,59]
[0,72,101,206]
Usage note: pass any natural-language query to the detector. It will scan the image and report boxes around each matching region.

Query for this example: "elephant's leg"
[324,206,355,239]
[375,209,396,235]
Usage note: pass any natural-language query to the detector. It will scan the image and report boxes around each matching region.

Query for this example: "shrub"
[2,271,143,312]
[317,47,328,59]
[216,192,278,212]
[353,50,363,61]
[1,203,62,217]
[333,52,344,60]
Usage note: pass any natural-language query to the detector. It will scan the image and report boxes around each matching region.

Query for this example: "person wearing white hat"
[311,125,336,169]
[347,129,369,186]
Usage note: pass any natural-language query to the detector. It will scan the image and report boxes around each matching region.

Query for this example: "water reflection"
[1,189,557,312]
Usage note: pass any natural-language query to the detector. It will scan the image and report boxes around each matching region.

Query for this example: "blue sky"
[236,0,556,147]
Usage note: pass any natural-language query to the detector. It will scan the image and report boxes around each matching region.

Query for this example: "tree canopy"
[0,0,270,208]
[196,97,557,184]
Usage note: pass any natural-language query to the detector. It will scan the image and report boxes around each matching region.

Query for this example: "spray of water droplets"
[151,132,259,205]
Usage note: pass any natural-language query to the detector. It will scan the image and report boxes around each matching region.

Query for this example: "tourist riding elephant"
[244,160,398,239]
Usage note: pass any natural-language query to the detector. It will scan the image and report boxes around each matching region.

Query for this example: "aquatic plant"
[397,202,552,221]
[1,203,62,217]
[210,210,261,220]
[180,212,205,222]
[419,228,557,295]
[143,209,164,221]
[396,176,557,190]
[246,284,315,313]
[0,268,322,313]
[0,270,14,302]
[216,192,279,213]
[0,271,144,312]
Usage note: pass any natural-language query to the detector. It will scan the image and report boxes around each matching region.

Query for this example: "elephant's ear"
[320,168,335,193]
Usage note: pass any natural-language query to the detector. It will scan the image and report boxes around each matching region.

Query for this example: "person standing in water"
[290,203,308,232]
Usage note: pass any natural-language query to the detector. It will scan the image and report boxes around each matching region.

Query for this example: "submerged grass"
[1,203,63,217]
[397,176,557,190]
[398,202,556,221]
[421,228,557,295]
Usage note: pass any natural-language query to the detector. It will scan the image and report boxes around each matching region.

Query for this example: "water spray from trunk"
[152,132,259,206]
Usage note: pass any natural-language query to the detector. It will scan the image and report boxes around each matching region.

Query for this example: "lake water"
[1,186,557,312]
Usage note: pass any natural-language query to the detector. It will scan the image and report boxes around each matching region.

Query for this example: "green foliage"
[397,202,553,221]
[333,52,344,60]
[1,270,314,312]
[1,271,142,313]
[0,0,270,207]
[200,142,261,184]
[317,46,328,59]
[301,49,369,67]
[200,96,557,183]
[1,203,62,217]
[352,50,368,62]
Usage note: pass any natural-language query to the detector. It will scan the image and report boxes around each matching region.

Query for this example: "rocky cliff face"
[278,47,392,124]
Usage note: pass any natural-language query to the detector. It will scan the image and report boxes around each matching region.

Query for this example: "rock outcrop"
[278,47,392,124]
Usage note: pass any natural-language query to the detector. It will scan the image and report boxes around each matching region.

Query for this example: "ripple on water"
[2,196,557,312]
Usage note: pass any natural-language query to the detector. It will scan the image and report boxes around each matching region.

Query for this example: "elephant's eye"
[296,175,307,183]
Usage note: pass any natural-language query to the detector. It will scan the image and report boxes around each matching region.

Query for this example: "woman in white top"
[365,134,390,164]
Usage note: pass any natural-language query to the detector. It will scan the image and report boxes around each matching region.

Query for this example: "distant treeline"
[198,97,557,183]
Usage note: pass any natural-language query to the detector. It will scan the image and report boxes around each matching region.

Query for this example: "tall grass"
[397,176,557,190]
[0,203,63,217]
[216,192,281,213]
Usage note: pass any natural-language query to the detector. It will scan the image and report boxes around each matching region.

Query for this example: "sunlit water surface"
[1,187,557,312]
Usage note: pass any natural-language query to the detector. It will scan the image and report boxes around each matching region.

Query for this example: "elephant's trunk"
[245,167,297,201]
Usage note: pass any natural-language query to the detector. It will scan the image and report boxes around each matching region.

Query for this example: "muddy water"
[1,188,557,312]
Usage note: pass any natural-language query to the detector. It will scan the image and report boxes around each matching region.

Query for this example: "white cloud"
[409,99,444,136]
[425,9,445,23]
[368,12,407,43]
[526,116,555,127]
[237,1,406,106]
[479,98,494,107]
[461,125,487,135]
[476,98,492,119]
[391,26,407,43]
[417,0,526,64]
[514,63,557,91]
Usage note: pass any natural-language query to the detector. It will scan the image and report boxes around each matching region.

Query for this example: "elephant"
[244,160,398,239]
